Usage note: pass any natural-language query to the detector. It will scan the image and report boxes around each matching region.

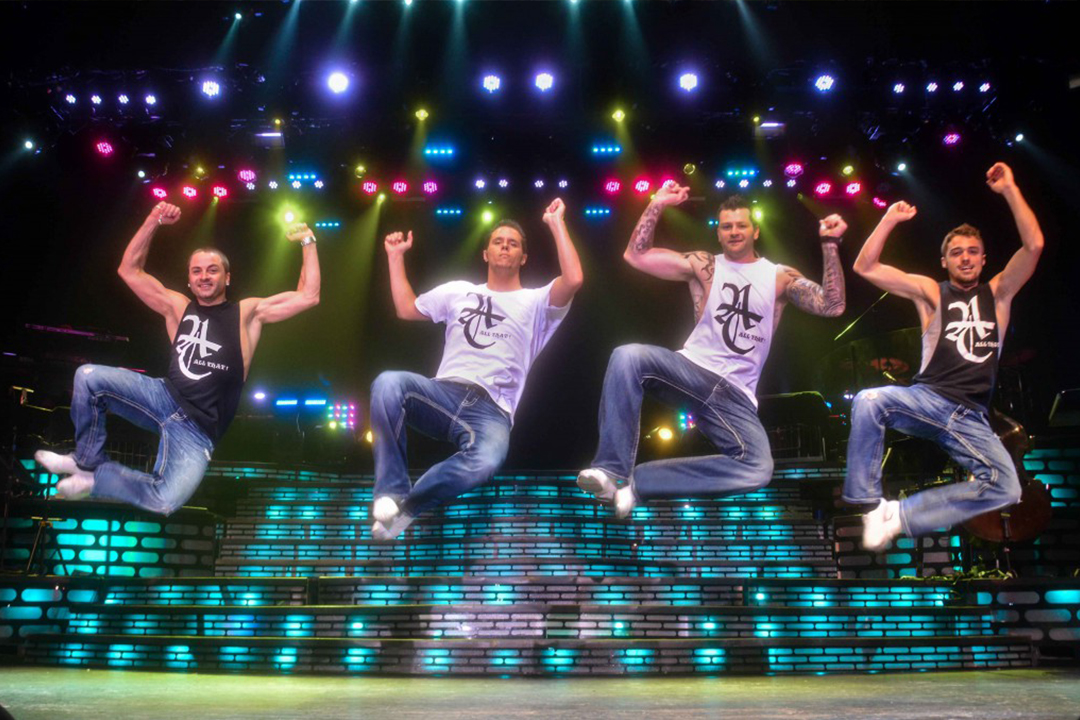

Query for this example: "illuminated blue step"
[212,556,836,579]
[99,578,310,607]
[61,603,998,641]
[22,634,1033,675]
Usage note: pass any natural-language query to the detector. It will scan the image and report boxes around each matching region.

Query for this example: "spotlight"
[145,94,157,105]
[95,141,114,156]
[201,80,221,98]
[482,74,501,93]
[558,179,569,189]
[783,162,804,178]
[137,170,145,179]
[423,145,455,156]
[151,188,168,199]
[327,72,350,94]
[65,94,76,104]
[762,180,773,188]
[679,73,699,92]
[481,209,494,223]
[118,94,129,105]
[752,208,764,222]
[683,163,696,176]
[896,162,907,172]
[23,140,33,150]
[591,144,622,155]
[238,169,256,183]
[738,179,749,188]
[213,185,228,198]
[314,180,324,189]
[943,132,961,146]
[926,82,939,93]
[498,179,509,188]
[845,182,862,196]
[474,178,486,189]
[378,193,386,202]
[534,73,554,92]
[354,165,366,178]
[362,181,378,194]
[1014,133,1024,143]
[423,181,438,194]
[873,197,888,209]
[284,211,296,223]
[786,179,797,188]
[657,427,674,441]
[392,181,408,194]
[842,165,854,176]
[604,180,621,194]
[415,108,429,121]
[634,179,651,194]
[182,186,198,199]
[534,179,545,189]
[814,182,831,196]
[194,166,207,179]
[952,81,964,92]
[814,74,835,92]
[979,82,992,93]
[892,83,905,94]
[612,109,625,122]
[291,180,302,189]
[269,180,279,190]
[90,94,102,105]
[245,182,255,191]
[584,207,612,217]
[714,180,725,189]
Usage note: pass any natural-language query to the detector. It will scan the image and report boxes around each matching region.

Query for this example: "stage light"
[612,109,625,122]
[584,207,612,217]
[534,179,545,189]
[784,162,804,178]
[274,118,282,126]
[873,197,888,209]
[591,144,622,155]
[201,80,221,98]
[95,141,114,156]
[845,182,862,196]
[327,72,350,94]
[683,163,696,176]
[814,182,831,196]
[314,180,324,189]
[558,179,569,189]
[414,108,430,122]
[182,186,198,199]
[893,83,905,94]
[762,180,773,188]
[235,12,242,20]
[926,82,939,93]
[604,180,621,194]
[354,165,366,178]
[482,74,501,93]
[786,179,797,188]
[392,181,408,194]
[284,211,296,223]
[253,391,266,402]
[275,398,297,407]
[378,193,386,202]
[952,81,964,92]
[423,145,455,157]
[136,170,145,179]
[90,94,102,105]
[714,180,725,189]
[194,166,207,178]
[118,94,129,105]
[679,73,699,92]
[238,169,256,183]
[738,179,749,188]
[362,181,378,194]
[979,82,992,93]
[481,209,494,223]
[474,178,486,189]
[152,188,168,199]
[535,73,554,92]
[423,180,438,194]
[634,179,651,194]
[23,140,33,150]
[753,208,764,222]
[498,179,509,188]
[896,162,907,172]
[842,165,854,176]
[657,427,674,441]
[145,94,157,105]
[943,132,961,146]
[211,185,228,198]
[245,182,255,191]
[814,74,835,92]
[65,93,76,104]
[436,207,463,216]
[269,180,279,190]
[1014,133,1024,143]
[291,180,302,189]
[364,430,374,443]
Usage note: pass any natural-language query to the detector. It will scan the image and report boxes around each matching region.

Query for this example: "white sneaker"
[371,513,414,542]
[55,470,95,500]
[613,486,637,519]
[372,496,400,524]
[35,450,78,476]
[862,499,902,551]
[577,468,617,502]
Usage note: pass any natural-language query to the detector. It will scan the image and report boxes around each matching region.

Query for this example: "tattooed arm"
[622,181,697,281]
[779,214,848,318]
[684,251,715,322]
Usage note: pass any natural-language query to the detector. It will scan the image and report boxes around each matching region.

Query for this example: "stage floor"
[2,667,1079,719]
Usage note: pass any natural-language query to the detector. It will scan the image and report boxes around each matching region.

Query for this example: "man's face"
[188,251,229,303]
[483,226,527,272]
[941,235,986,286]
[717,208,760,258]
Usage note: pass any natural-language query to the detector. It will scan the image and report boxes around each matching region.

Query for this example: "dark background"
[1,1,1077,469]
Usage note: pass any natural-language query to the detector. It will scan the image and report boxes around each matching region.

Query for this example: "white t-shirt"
[414,279,571,421]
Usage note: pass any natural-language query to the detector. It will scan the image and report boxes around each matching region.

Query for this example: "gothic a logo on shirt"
[175,315,223,380]
[944,298,997,363]
[714,283,764,355]
[458,293,507,349]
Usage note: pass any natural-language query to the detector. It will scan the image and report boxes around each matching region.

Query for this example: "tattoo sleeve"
[683,252,715,322]
[627,203,664,255]
[783,243,846,317]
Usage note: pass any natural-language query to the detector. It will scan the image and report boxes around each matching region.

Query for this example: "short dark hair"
[188,248,231,274]
[488,220,527,254]
[718,194,755,227]
[940,224,983,257]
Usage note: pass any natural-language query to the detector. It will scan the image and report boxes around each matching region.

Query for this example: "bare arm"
[780,214,848,317]
[542,198,584,308]
[384,231,427,321]
[986,163,1044,301]
[248,224,321,326]
[117,203,188,322]
[852,202,937,301]
[622,182,696,281]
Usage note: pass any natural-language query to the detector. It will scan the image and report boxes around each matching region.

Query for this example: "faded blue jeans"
[70,364,214,515]
[589,344,774,502]
[370,372,511,518]
[843,383,1021,538]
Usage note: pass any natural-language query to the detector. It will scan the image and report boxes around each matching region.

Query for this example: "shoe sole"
[576,473,616,502]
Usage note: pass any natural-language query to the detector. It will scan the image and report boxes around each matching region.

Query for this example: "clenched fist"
[384,230,413,258]
[150,202,181,226]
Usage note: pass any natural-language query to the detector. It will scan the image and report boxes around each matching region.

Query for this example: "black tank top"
[913,282,1000,412]
[164,300,245,442]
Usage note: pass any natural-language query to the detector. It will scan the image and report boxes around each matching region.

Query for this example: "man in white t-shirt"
[369,199,583,539]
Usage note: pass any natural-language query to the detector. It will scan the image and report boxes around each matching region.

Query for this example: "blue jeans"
[843,384,1021,538]
[70,364,215,515]
[370,372,511,518]
[589,344,774,502]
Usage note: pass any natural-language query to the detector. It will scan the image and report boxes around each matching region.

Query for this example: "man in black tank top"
[34,202,321,515]
[843,163,1044,550]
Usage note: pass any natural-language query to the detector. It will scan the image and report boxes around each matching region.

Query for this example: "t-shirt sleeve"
[414,281,461,323]
[531,280,571,352]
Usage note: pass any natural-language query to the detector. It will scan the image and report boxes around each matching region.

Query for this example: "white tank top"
[677,254,777,407]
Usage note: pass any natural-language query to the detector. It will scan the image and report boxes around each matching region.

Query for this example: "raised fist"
[653,181,690,207]
[285,223,314,243]
[885,201,917,222]
[151,202,181,226]
[384,230,413,257]
[818,214,848,241]
[986,162,1015,194]
[543,198,566,225]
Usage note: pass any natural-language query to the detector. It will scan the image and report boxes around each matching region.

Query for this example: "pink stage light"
[362,181,378,195]
[845,182,862,196]
[814,182,832,197]
[212,185,228,198]
[604,180,621,194]
[423,181,438,194]
[151,188,168,199]
[392,181,408,194]
[95,141,114,156]
[943,132,961,146]
[783,162,804,178]
[238,169,256,183]
[873,197,888,209]
[634,179,651,194]
[182,186,198,199]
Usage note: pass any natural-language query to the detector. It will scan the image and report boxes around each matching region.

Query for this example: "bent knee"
[371,371,409,400]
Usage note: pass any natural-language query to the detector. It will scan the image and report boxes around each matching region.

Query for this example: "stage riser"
[21,638,1031,676]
